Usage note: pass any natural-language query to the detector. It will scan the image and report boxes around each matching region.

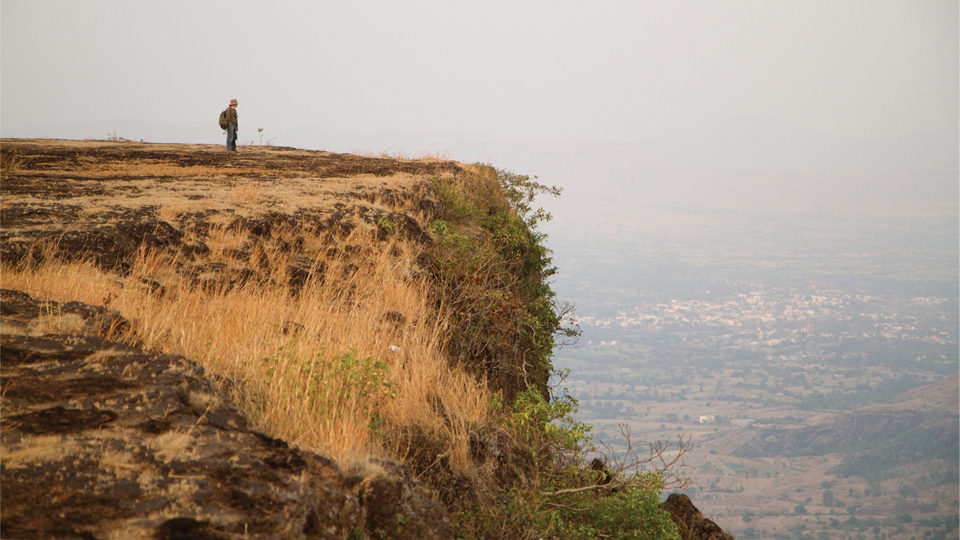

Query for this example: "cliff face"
[0,139,731,539]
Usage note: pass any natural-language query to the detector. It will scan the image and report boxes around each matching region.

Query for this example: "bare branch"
[543,483,613,498]
[544,425,694,498]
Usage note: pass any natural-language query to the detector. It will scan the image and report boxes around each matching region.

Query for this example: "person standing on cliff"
[223,99,238,151]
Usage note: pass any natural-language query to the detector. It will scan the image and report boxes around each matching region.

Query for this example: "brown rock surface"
[1,289,452,540]
[661,494,735,540]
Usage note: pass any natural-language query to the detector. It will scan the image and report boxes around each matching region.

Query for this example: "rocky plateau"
[0,139,731,539]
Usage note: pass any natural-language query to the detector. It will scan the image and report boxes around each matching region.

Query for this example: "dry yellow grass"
[80,161,226,178]
[1,227,490,469]
[0,435,79,469]
[229,182,266,205]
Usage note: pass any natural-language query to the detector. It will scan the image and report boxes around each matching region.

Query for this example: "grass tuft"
[1,149,23,175]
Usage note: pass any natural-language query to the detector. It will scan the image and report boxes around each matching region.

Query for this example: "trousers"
[227,124,237,151]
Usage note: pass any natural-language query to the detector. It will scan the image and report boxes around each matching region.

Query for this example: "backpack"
[218,109,228,130]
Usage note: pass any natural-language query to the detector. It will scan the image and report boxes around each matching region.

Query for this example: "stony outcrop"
[1,289,451,540]
[661,494,735,540]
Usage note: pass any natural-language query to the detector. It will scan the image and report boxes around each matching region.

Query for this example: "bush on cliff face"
[425,166,683,539]
[458,385,682,539]
[427,167,576,403]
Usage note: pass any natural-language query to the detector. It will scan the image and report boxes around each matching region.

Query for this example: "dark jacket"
[224,106,238,126]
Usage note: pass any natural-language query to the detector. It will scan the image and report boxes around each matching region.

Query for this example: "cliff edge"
[0,139,731,539]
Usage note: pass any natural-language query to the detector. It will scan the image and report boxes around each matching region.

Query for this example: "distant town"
[578,284,955,360]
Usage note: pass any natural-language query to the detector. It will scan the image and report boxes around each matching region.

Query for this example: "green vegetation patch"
[838,426,960,480]
[427,167,574,402]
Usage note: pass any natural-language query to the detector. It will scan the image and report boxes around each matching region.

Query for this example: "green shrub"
[427,166,574,402]
[430,174,482,224]
[259,345,394,439]
[508,388,593,472]
[541,484,681,540]
[429,168,509,227]
[459,387,682,539]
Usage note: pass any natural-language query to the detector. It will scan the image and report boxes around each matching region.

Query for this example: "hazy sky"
[3,1,956,142]
[2,1,957,217]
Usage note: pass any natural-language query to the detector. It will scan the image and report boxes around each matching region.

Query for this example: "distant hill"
[728,373,959,481]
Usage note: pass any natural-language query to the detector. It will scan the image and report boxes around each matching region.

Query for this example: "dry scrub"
[1,227,490,470]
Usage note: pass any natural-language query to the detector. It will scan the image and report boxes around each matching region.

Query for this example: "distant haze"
[2,1,957,217]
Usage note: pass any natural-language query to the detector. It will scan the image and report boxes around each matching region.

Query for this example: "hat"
[230,99,238,106]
